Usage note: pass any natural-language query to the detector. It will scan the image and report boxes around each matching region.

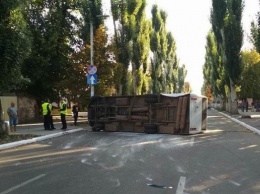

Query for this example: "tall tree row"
[203,1,260,111]
[150,5,179,94]
[110,0,152,95]
[203,30,226,104]
[110,1,181,95]
[125,0,150,95]
[0,0,186,109]
[205,0,244,113]
[110,0,132,95]
[150,5,167,93]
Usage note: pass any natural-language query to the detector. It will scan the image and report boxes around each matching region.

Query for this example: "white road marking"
[229,180,241,186]
[176,176,186,194]
[190,137,194,146]
[0,174,46,194]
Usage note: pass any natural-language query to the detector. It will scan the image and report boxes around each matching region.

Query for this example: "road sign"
[87,74,98,85]
[87,65,97,75]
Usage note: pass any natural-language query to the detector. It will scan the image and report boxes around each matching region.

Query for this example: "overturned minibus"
[88,93,208,135]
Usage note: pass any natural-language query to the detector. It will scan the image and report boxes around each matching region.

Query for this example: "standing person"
[242,100,245,112]
[7,102,18,132]
[49,103,56,130]
[59,97,67,130]
[246,100,249,112]
[42,100,51,130]
[72,102,79,126]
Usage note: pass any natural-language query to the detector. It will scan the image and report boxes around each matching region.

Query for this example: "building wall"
[0,96,17,122]
[18,96,41,123]
[1,96,41,123]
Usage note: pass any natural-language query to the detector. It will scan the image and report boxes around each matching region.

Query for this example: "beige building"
[0,95,40,123]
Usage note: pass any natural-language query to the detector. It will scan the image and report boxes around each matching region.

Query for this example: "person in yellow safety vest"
[42,100,51,130]
[49,103,56,130]
[59,97,67,130]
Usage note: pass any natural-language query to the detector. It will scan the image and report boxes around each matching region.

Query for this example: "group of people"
[6,98,79,132]
[41,99,56,130]
[240,100,249,112]
[41,98,79,130]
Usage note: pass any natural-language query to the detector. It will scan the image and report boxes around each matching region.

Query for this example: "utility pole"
[89,15,109,97]
[90,21,94,97]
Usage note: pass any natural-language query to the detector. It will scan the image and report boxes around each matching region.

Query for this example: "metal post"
[89,15,109,97]
[90,21,94,97]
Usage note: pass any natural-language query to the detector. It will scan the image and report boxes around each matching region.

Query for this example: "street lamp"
[90,15,109,97]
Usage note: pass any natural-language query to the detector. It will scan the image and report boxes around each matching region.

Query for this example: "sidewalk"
[217,109,260,135]
[0,118,91,151]
[14,119,88,136]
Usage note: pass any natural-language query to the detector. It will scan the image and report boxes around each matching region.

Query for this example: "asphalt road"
[0,109,260,194]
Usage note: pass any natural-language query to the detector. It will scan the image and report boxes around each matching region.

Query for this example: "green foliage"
[203,31,223,97]
[223,0,243,83]
[0,0,183,109]
[238,50,260,98]
[177,65,187,93]
[149,5,179,94]
[111,0,152,95]
[110,0,132,95]
[94,25,124,96]
[21,0,89,101]
[0,0,32,93]
[211,0,227,44]
[211,0,243,105]
[250,10,260,53]
[250,21,259,51]
[80,0,103,43]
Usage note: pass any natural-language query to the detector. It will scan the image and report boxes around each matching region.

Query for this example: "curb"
[218,111,260,136]
[0,128,85,151]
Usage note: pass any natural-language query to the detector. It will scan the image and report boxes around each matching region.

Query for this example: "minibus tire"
[92,123,104,131]
[89,120,95,127]
[88,108,95,126]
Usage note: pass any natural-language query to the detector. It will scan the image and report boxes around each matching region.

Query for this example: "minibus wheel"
[92,123,104,131]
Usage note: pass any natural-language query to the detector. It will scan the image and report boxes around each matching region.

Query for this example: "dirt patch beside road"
[0,132,38,144]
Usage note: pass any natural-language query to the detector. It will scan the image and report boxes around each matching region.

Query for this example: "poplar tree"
[250,7,260,53]
[128,0,151,95]
[150,5,168,93]
[211,0,244,113]
[110,0,131,95]
[203,31,226,101]
[111,0,151,95]
[150,5,179,94]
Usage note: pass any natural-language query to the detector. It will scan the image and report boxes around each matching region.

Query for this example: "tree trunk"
[132,64,137,95]
[229,78,238,114]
